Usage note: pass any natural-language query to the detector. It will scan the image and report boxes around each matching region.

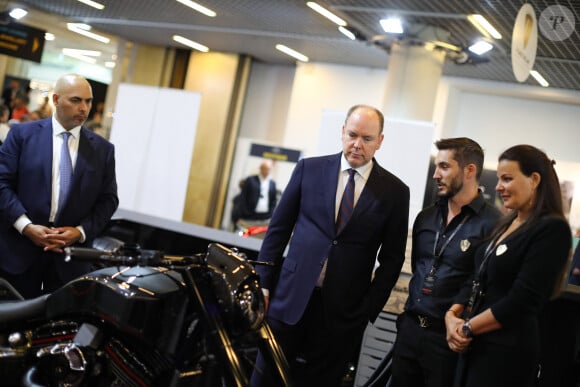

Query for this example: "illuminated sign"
[0,21,45,63]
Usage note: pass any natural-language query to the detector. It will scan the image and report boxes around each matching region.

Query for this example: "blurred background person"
[447,144,571,387]
[0,104,9,145]
[38,95,53,118]
[2,79,22,117]
[236,159,278,227]
[569,227,580,286]
[10,91,30,122]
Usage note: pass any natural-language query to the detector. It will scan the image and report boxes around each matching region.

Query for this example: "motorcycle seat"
[0,294,49,324]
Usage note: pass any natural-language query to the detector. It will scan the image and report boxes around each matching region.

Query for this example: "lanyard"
[431,214,471,268]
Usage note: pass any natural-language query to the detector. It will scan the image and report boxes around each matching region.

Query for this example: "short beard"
[437,179,463,199]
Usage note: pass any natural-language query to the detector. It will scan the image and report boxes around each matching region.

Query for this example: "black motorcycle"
[0,239,291,386]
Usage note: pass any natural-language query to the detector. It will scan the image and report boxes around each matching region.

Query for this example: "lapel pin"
[496,244,508,256]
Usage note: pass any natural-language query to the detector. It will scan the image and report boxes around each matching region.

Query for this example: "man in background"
[237,159,278,222]
[391,137,501,387]
[251,105,410,387]
[0,73,118,299]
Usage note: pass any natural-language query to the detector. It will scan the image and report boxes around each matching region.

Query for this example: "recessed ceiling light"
[468,40,493,55]
[67,23,110,44]
[77,0,105,10]
[62,51,97,64]
[275,44,309,62]
[175,0,216,17]
[530,70,549,87]
[172,35,209,52]
[105,61,116,68]
[9,8,28,19]
[468,14,502,40]
[306,2,347,27]
[45,33,56,41]
[338,26,356,40]
[62,48,101,57]
[380,18,403,34]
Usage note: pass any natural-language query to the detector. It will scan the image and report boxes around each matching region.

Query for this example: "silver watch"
[462,319,473,338]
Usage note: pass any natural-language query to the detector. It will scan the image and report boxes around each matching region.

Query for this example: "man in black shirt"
[391,137,502,387]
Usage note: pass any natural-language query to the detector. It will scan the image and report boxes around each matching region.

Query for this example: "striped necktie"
[336,168,356,233]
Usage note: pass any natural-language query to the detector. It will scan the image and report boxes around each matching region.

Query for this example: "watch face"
[462,321,472,338]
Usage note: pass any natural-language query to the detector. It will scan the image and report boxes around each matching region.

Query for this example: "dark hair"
[498,145,564,226]
[345,104,384,134]
[435,137,484,180]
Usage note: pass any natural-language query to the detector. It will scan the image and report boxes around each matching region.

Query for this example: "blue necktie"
[336,168,356,233]
[58,131,73,213]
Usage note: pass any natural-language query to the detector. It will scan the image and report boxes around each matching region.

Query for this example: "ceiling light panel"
[173,35,209,52]
[275,44,309,62]
[307,2,347,27]
[77,0,105,10]
[67,23,110,43]
[175,0,216,17]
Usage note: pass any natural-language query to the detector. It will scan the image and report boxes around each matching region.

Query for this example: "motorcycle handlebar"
[64,247,165,266]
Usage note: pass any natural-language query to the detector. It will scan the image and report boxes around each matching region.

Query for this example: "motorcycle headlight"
[235,280,265,331]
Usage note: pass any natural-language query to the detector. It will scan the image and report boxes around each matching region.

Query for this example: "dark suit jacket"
[0,118,119,274]
[256,153,409,332]
[239,174,277,220]
[460,216,571,387]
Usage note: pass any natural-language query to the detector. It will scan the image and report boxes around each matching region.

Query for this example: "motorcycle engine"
[1,321,174,386]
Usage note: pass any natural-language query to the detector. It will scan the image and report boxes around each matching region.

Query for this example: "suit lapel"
[72,128,93,190]
[326,153,341,232]
[350,161,386,223]
[39,121,54,202]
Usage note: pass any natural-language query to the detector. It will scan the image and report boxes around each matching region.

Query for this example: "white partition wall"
[110,83,201,221]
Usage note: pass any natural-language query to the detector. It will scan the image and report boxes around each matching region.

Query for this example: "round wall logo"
[539,5,575,41]
[511,3,538,82]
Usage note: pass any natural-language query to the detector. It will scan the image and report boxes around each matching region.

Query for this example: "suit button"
[332,240,338,245]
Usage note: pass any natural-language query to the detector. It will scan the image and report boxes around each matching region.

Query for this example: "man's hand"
[445,310,472,353]
[43,226,82,253]
[22,224,81,253]
[22,224,61,248]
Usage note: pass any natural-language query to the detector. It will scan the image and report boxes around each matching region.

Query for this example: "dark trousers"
[391,311,458,387]
[251,288,366,387]
[0,252,89,299]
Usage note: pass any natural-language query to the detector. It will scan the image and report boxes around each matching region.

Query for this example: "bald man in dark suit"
[0,73,118,299]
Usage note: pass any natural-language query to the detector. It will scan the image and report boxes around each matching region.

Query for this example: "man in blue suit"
[251,105,410,386]
[0,73,118,299]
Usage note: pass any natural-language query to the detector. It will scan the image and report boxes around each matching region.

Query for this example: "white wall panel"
[110,83,201,221]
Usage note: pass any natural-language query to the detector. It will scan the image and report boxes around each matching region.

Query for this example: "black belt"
[406,311,446,332]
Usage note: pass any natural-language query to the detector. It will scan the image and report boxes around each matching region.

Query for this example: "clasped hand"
[23,224,81,253]
[445,312,472,353]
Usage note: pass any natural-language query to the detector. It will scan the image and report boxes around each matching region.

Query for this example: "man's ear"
[465,163,477,179]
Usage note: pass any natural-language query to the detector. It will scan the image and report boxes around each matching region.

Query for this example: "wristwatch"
[462,319,473,338]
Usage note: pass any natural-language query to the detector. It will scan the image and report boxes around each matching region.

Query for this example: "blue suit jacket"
[256,153,409,331]
[0,118,119,274]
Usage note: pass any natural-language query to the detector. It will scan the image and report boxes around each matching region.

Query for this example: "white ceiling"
[6,0,580,91]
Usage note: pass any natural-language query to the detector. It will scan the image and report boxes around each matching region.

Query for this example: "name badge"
[460,239,470,252]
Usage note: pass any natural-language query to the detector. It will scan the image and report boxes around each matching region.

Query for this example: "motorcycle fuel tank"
[45,266,189,354]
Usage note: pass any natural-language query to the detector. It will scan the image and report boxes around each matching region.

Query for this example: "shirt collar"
[340,153,373,179]
[436,189,487,216]
[52,115,82,139]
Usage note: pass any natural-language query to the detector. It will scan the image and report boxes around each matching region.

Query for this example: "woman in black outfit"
[445,144,572,387]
